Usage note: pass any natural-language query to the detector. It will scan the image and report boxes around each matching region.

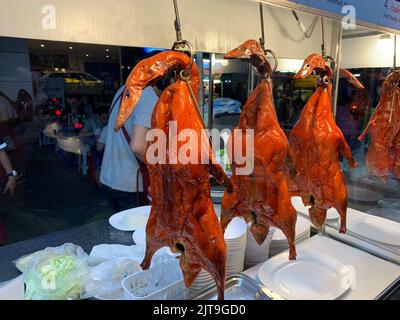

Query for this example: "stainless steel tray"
[190,274,271,300]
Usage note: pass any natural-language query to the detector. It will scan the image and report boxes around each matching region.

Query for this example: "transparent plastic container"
[121,259,187,300]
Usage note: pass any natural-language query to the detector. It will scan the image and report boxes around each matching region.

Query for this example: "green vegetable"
[24,255,85,300]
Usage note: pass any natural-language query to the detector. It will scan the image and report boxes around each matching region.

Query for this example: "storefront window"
[0,37,172,245]
[335,26,400,226]
[1,0,400,301]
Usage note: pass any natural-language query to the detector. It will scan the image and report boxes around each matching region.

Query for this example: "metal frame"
[257,0,400,36]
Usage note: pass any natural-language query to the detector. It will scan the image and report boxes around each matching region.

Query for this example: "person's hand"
[4,176,16,196]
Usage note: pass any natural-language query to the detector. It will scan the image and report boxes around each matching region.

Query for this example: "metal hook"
[172,40,196,78]
[265,49,278,73]
[179,69,191,81]
[323,55,336,74]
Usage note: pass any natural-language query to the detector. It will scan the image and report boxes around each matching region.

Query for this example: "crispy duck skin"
[359,70,400,181]
[289,53,357,233]
[221,40,297,260]
[115,51,233,300]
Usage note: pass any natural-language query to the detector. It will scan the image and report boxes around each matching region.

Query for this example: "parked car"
[41,72,104,96]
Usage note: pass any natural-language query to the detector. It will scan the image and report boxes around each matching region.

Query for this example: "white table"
[243,235,400,300]
[0,276,24,300]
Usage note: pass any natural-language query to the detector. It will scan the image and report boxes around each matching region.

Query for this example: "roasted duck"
[358,70,400,181]
[221,40,297,260]
[339,69,365,90]
[115,51,234,299]
[289,53,357,233]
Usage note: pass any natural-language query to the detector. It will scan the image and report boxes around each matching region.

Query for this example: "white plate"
[109,206,151,231]
[326,208,340,220]
[272,216,310,241]
[347,215,400,246]
[291,197,340,221]
[258,250,354,300]
[132,227,146,246]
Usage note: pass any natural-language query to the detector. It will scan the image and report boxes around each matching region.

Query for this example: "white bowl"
[224,217,247,240]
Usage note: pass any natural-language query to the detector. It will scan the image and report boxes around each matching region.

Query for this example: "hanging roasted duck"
[220,40,297,260]
[115,50,234,300]
[358,69,400,181]
[289,53,358,233]
[339,69,365,90]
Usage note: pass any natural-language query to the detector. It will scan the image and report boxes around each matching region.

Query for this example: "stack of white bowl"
[189,217,247,295]
[244,227,276,269]
[225,217,247,275]
[189,269,215,294]
[269,216,311,257]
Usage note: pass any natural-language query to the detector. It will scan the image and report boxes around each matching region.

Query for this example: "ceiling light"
[106,49,110,52]
[106,55,109,58]
[69,46,73,50]
[86,54,89,57]
[40,44,45,48]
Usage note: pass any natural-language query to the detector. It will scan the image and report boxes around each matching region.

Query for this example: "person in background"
[80,96,94,116]
[65,93,80,115]
[89,123,108,188]
[0,136,17,245]
[0,137,17,196]
[100,59,175,212]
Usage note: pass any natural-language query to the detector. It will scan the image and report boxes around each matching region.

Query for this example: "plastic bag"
[85,244,178,299]
[88,244,145,266]
[15,243,88,300]
[83,257,141,300]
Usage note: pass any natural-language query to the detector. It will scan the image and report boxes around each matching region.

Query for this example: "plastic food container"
[121,259,187,300]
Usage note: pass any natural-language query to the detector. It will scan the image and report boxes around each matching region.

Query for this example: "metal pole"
[332,24,342,118]
[394,35,397,70]
[259,2,266,50]
[196,52,205,119]
[208,53,215,129]
[173,0,182,42]
[321,17,326,57]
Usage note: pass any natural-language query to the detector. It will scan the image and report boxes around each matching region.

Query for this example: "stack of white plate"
[269,216,311,258]
[244,227,275,268]
[225,217,247,275]
[190,217,247,294]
